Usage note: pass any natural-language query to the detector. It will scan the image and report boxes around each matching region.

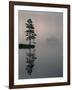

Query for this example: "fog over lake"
[18,10,63,79]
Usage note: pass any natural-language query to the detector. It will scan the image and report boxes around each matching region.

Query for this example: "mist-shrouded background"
[18,10,63,79]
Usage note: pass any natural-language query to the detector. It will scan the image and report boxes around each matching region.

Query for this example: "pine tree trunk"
[29,39,31,45]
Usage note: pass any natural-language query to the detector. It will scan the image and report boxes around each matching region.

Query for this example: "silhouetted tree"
[25,19,37,45]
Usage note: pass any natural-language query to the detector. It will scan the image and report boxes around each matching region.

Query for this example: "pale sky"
[18,10,63,45]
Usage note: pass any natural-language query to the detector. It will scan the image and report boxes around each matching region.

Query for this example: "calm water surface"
[19,39,63,79]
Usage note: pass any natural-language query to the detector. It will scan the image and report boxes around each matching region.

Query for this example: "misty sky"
[18,10,63,45]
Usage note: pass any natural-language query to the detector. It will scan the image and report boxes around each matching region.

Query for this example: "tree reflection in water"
[25,48,37,75]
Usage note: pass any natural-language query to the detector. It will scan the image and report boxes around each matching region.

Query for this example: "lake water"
[19,39,63,79]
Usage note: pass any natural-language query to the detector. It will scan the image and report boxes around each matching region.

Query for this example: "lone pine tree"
[25,19,37,46]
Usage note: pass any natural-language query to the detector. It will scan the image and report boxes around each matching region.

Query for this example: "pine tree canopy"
[25,23,34,29]
[25,18,37,44]
[27,19,32,24]
[25,30,34,33]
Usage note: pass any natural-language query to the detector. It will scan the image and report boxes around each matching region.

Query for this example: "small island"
[19,44,35,49]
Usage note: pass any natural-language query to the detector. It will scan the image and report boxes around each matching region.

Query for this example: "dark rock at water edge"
[19,44,35,49]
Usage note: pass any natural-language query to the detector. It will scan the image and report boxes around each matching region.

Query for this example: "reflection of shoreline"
[19,44,37,76]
